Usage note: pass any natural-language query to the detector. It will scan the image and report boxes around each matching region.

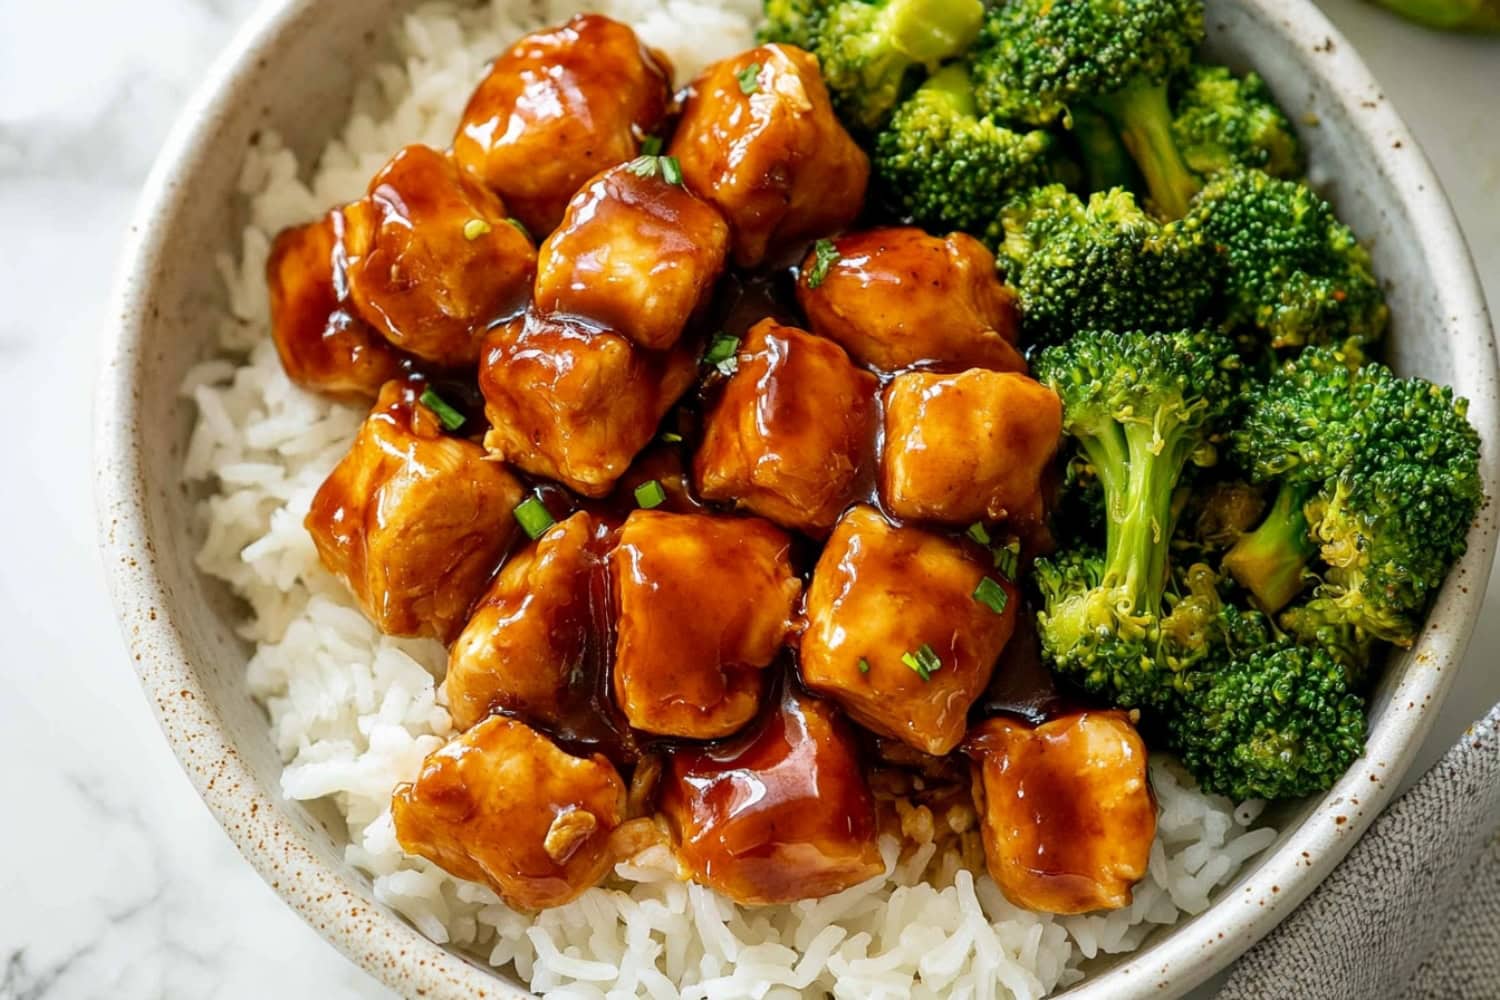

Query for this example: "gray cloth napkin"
[1218,703,1500,999]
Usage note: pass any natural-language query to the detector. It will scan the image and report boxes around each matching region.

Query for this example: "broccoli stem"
[1223,482,1316,613]
[881,0,985,64]
[1071,108,1139,194]
[1080,419,1196,626]
[1092,80,1200,219]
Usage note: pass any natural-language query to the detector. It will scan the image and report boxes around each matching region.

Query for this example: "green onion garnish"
[973,577,1010,615]
[660,155,683,186]
[737,62,762,94]
[505,217,532,241]
[419,387,466,431]
[513,495,555,540]
[901,643,942,682]
[626,155,660,179]
[641,135,663,156]
[994,540,1021,580]
[634,479,668,510]
[858,657,871,675]
[966,522,992,546]
[702,333,741,376]
[462,218,492,240]
[805,239,840,289]
[660,431,684,444]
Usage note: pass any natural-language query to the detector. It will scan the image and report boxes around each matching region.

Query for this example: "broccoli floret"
[1369,0,1500,31]
[968,0,1204,217]
[999,185,1222,345]
[1192,168,1388,359]
[1170,65,1303,178]
[762,0,986,131]
[1222,481,1317,613]
[1230,349,1483,662]
[1172,642,1367,800]
[873,65,1061,241]
[1033,328,1241,708]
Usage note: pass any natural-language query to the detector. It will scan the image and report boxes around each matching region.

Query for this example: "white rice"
[182,2,1277,996]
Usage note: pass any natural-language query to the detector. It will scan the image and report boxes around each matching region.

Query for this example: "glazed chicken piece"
[694,318,879,536]
[800,506,1018,755]
[445,512,616,736]
[534,163,731,350]
[881,369,1062,526]
[670,44,869,268]
[796,229,1026,373]
[452,14,673,237]
[306,379,525,642]
[478,311,697,497]
[265,210,404,401]
[967,712,1156,914]
[393,715,626,911]
[341,144,535,368]
[660,683,884,905]
[610,510,801,739]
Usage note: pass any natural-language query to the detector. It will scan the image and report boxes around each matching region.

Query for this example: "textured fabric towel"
[1218,703,1500,999]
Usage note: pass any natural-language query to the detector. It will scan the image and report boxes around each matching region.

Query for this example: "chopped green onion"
[702,333,741,376]
[418,387,466,431]
[736,62,762,94]
[504,217,532,241]
[513,495,555,540]
[994,540,1021,580]
[805,239,840,289]
[634,479,668,510]
[973,577,1010,615]
[966,522,991,546]
[641,135,663,156]
[626,155,660,179]
[660,155,683,186]
[660,431,684,444]
[462,218,492,240]
[857,657,871,675]
[901,643,942,682]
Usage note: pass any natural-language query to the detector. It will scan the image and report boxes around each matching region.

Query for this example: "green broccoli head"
[759,0,822,48]
[763,0,985,131]
[1232,349,1483,659]
[1170,64,1303,178]
[1192,168,1388,358]
[968,0,1206,217]
[1000,185,1222,345]
[873,65,1061,242]
[1034,328,1241,708]
[1172,642,1367,800]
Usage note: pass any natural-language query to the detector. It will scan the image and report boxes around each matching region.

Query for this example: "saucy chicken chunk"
[306,380,524,642]
[967,712,1156,914]
[265,211,403,401]
[796,229,1026,373]
[452,14,672,236]
[800,506,1018,755]
[881,369,1063,526]
[670,45,869,267]
[611,511,801,739]
[342,144,536,368]
[694,319,878,535]
[445,512,614,733]
[535,164,730,350]
[393,715,626,911]
[660,684,884,905]
[478,312,697,497]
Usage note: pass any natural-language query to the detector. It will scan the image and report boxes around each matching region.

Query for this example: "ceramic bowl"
[95,0,1500,996]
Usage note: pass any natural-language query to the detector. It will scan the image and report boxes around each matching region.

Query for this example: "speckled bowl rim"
[95,0,1499,997]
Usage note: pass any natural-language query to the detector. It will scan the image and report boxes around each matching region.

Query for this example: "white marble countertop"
[0,1,1494,997]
